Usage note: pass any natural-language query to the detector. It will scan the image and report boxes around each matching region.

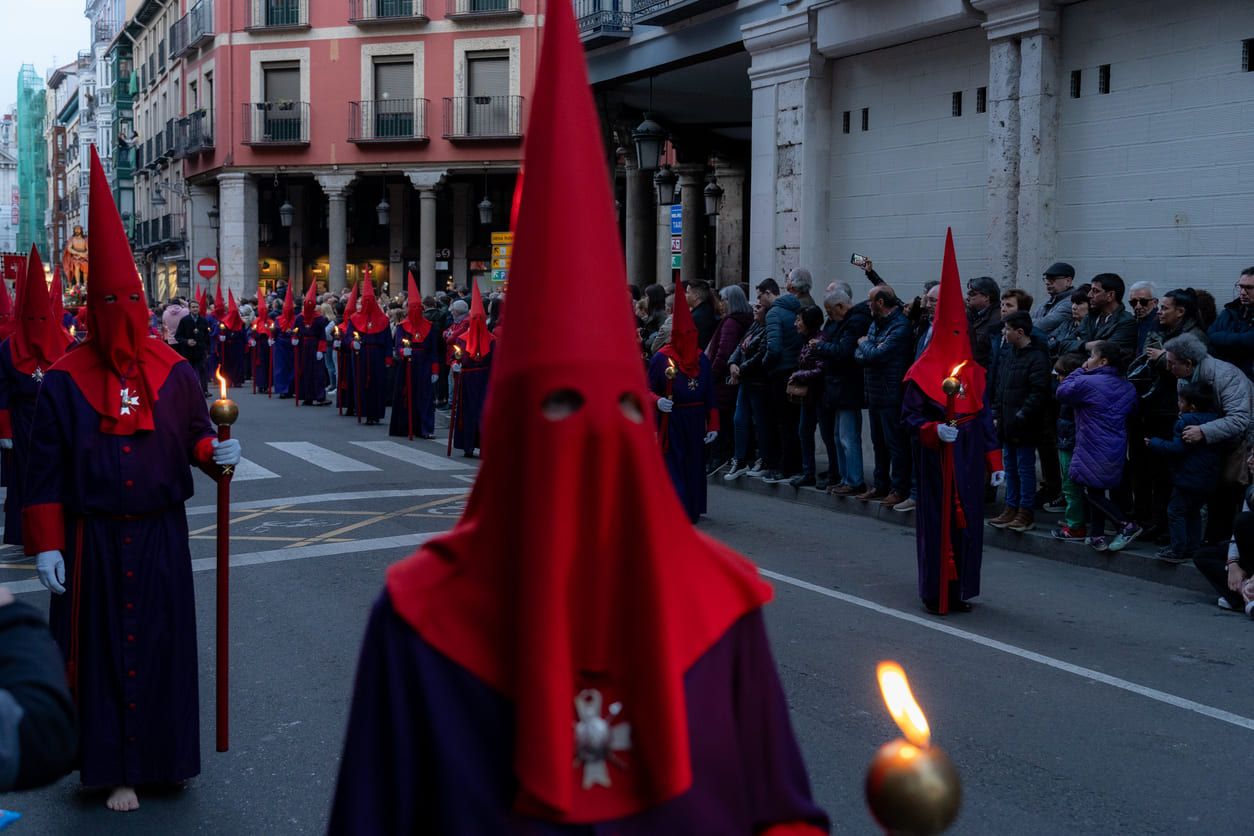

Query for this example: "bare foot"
[106,786,139,812]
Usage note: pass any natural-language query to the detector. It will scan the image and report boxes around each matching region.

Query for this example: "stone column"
[1016,31,1060,284]
[188,183,216,298]
[713,158,746,288]
[986,38,1021,286]
[451,182,470,291]
[406,169,445,298]
[315,173,356,294]
[675,164,705,285]
[216,172,258,301]
[388,182,405,294]
[624,151,656,288]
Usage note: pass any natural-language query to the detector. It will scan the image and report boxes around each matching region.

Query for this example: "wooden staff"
[209,368,238,752]
[447,346,463,456]
[660,360,677,453]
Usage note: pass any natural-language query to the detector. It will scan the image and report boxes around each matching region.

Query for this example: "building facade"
[0,114,17,255]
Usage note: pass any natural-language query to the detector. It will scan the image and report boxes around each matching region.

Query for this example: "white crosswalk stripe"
[349,441,472,472]
[265,441,382,472]
[232,458,281,482]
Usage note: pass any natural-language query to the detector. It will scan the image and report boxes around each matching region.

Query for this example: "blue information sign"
[670,204,682,236]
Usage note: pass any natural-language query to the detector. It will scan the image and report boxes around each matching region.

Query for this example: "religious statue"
[62,225,89,284]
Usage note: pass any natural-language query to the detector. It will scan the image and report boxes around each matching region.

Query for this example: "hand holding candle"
[866,662,961,836]
[660,359,677,452]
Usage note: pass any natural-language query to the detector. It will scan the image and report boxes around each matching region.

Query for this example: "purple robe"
[222,326,247,388]
[389,324,438,438]
[350,327,392,422]
[205,315,220,373]
[0,340,43,545]
[328,596,829,835]
[451,341,492,454]
[294,314,329,402]
[272,324,295,396]
[901,381,999,602]
[336,327,356,413]
[648,352,716,523]
[250,326,272,390]
[23,361,213,787]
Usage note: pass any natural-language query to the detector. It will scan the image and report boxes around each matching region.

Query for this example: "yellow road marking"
[283,494,467,549]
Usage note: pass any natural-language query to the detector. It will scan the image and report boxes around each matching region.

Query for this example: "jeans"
[816,403,839,483]
[798,402,836,479]
[868,405,911,496]
[833,408,864,489]
[1167,486,1206,557]
[1002,444,1037,508]
[1058,451,1086,529]
[733,385,770,463]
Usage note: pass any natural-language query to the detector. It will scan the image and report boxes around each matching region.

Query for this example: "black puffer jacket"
[990,334,1053,445]
[812,303,872,410]
[729,322,770,389]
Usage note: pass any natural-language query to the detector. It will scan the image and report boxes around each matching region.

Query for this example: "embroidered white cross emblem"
[120,387,140,415]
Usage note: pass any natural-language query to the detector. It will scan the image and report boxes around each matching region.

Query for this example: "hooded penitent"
[904,228,986,413]
[196,284,207,316]
[384,0,772,823]
[253,283,270,330]
[402,270,430,341]
[224,290,245,331]
[276,281,296,331]
[343,283,358,319]
[214,282,226,320]
[55,145,181,435]
[10,246,72,376]
[660,280,699,377]
[50,268,67,331]
[301,282,318,325]
[348,277,388,335]
[460,282,493,358]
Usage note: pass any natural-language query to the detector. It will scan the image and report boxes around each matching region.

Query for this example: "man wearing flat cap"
[1032,262,1076,341]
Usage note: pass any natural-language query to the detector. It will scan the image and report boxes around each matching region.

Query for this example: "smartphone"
[850,253,868,267]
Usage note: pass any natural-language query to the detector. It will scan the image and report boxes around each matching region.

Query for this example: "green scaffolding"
[16,64,48,259]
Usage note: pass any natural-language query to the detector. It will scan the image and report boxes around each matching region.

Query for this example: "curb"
[711,472,1213,596]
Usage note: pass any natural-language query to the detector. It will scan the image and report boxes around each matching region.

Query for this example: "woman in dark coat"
[685,279,719,350]
[704,285,752,471]
[786,305,829,488]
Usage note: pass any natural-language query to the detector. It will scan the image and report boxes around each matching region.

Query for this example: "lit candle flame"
[70,325,77,337]
[877,662,930,747]
[949,361,967,379]
[215,366,226,400]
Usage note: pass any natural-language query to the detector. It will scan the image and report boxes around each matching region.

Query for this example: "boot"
[1007,507,1036,532]
[987,505,1017,528]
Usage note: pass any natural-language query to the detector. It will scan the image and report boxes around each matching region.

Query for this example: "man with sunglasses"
[1207,267,1254,381]
[1128,281,1159,354]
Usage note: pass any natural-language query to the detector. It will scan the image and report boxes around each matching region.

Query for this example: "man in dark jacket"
[966,275,1002,370]
[813,289,871,494]
[173,298,212,396]
[1077,273,1138,357]
[758,277,803,481]
[1207,267,1254,381]
[854,286,913,506]
[987,312,1053,532]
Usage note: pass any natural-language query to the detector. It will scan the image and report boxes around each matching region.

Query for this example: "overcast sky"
[0,1,92,115]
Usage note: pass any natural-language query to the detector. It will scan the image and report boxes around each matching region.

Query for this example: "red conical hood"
[385,0,771,823]
[196,284,207,315]
[223,289,244,331]
[343,283,358,318]
[253,282,270,327]
[50,267,66,326]
[302,282,318,324]
[214,281,225,319]
[460,281,493,358]
[57,145,181,434]
[904,228,986,410]
[349,276,388,334]
[403,269,429,340]
[11,245,72,374]
[659,282,698,376]
[276,281,295,330]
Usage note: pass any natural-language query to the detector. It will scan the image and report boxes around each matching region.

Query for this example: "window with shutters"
[374,58,415,138]
[466,52,508,136]
[263,62,301,141]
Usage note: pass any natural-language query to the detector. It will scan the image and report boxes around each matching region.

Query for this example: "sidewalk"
[712,471,1213,595]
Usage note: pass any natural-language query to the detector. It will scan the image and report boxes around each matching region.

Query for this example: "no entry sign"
[197,257,218,280]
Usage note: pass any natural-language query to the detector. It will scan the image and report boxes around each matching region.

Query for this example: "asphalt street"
[1,384,1250,834]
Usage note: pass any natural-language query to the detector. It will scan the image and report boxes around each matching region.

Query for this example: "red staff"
[209,366,238,751]
[447,345,463,456]
[659,358,677,452]
[402,337,413,440]
[267,324,275,399]
[334,325,343,415]
[937,362,968,615]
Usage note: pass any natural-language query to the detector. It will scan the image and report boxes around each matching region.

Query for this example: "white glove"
[936,423,959,443]
[268,338,275,347]
[402,348,413,358]
[211,437,242,466]
[248,339,256,348]
[316,351,324,360]
[219,335,226,342]
[0,438,12,450]
[352,341,362,351]
[990,470,1006,487]
[36,550,66,595]
[430,374,438,383]
[452,362,462,373]
[656,397,673,413]
[704,430,718,444]
[291,338,299,346]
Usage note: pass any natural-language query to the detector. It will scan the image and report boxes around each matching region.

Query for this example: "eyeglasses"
[1236,284,1254,292]
[1129,298,1155,307]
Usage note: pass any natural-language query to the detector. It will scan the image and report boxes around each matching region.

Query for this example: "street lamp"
[631,78,666,172]
[653,165,677,206]
[704,180,724,217]
[278,199,294,228]
[208,204,220,230]
[477,163,493,225]
[376,195,391,226]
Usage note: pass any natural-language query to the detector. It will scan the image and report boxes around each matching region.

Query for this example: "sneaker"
[1156,546,1186,563]
[763,470,790,484]
[745,459,768,477]
[1246,600,1254,620]
[1107,522,1143,552]
[893,498,916,513]
[1042,498,1067,514]
[1051,524,1088,542]
[1087,535,1109,552]
[723,459,749,480]
[788,474,817,488]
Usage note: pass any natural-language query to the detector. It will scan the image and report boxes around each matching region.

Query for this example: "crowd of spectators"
[641,262,1254,619]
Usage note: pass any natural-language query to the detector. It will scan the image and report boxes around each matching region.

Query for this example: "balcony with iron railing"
[188,0,215,48]
[446,0,521,19]
[349,0,427,22]
[153,130,164,159]
[178,109,214,156]
[442,95,523,140]
[248,0,309,30]
[631,0,732,27]
[575,0,632,48]
[77,50,92,72]
[171,17,188,58]
[165,119,176,157]
[145,138,154,165]
[349,98,429,143]
[242,101,310,146]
